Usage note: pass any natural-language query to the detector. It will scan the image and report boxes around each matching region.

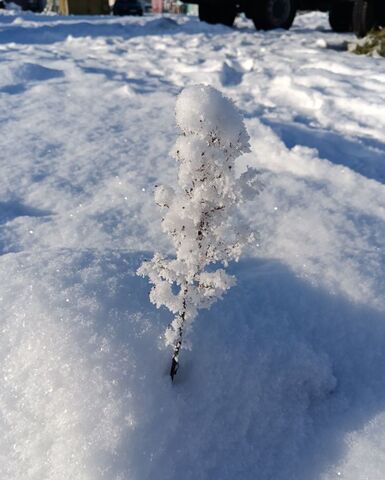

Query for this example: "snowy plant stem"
[170,285,188,381]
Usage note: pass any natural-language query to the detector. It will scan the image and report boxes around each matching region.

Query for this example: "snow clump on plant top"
[175,84,251,151]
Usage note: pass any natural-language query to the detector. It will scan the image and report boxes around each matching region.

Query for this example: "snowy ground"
[0,8,384,480]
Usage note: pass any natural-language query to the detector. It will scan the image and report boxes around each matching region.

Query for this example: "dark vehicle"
[350,0,385,36]
[4,0,45,11]
[180,0,385,37]
[113,0,144,15]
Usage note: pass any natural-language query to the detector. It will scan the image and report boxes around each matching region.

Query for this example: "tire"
[352,0,376,37]
[199,3,215,23]
[329,2,354,32]
[251,0,297,30]
[199,2,236,26]
[379,2,385,26]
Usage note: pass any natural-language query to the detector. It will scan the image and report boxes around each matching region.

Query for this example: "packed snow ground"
[0,8,384,480]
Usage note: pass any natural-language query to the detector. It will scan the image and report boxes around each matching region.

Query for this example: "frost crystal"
[137,85,261,380]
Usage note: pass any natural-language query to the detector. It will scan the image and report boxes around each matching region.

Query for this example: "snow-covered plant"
[138,85,261,380]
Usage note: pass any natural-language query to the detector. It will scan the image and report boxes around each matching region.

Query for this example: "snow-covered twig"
[137,85,262,381]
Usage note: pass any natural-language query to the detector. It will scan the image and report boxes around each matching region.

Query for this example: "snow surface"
[0,8,384,480]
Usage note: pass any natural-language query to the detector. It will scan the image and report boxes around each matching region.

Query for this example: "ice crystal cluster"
[138,85,260,377]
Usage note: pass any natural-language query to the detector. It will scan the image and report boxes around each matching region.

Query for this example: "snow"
[0,8,384,480]
[175,84,249,148]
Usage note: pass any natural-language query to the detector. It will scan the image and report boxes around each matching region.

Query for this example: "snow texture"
[0,8,384,480]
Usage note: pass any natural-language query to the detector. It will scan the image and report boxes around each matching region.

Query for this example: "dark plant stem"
[170,319,184,381]
[170,286,188,381]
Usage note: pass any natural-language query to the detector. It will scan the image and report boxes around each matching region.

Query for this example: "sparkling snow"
[0,8,384,480]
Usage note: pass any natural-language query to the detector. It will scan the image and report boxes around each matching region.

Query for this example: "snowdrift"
[2,249,384,480]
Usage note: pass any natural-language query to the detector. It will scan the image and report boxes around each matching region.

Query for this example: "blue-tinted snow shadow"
[0,16,234,45]
[0,83,26,95]
[178,258,385,480]
[0,62,65,95]
[0,200,52,225]
[87,251,385,480]
[77,64,177,94]
[0,201,53,255]
[262,117,385,184]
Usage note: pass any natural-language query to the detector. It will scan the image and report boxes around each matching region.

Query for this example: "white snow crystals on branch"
[137,85,261,381]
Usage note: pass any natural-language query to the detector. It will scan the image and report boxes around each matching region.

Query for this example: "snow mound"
[0,250,331,479]
[0,62,64,94]
[1,249,384,480]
